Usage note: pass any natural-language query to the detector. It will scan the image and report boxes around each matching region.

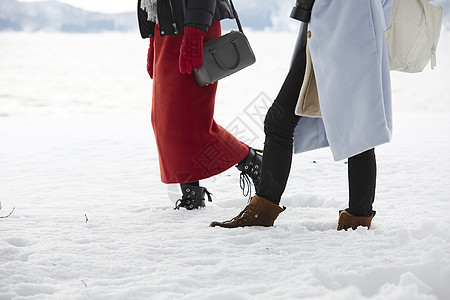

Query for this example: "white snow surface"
[1,30,450,299]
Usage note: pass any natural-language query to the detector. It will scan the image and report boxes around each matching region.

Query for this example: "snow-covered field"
[1,30,450,299]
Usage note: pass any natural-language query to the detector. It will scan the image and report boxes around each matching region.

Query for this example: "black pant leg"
[347,148,377,216]
[257,46,307,204]
[180,181,199,189]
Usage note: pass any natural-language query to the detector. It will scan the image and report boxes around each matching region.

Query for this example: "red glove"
[179,26,206,74]
[147,37,154,79]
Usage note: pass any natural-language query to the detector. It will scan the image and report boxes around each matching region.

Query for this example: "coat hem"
[160,147,249,184]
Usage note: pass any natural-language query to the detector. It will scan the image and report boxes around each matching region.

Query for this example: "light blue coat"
[293,0,394,161]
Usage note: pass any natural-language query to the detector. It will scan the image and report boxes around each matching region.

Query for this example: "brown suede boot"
[210,195,285,228]
[337,210,376,231]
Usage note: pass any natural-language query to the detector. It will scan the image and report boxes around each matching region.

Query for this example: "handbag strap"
[181,0,244,33]
[229,0,244,33]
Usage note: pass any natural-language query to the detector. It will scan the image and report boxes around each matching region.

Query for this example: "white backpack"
[385,0,443,73]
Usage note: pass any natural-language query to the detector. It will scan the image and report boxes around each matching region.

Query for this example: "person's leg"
[181,181,199,188]
[210,41,307,228]
[257,46,306,205]
[347,148,377,216]
[338,148,377,230]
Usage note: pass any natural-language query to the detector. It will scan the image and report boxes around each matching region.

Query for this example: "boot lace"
[239,172,252,200]
[239,149,262,200]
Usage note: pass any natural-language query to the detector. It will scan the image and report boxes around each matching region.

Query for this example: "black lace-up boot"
[174,183,212,210]
[236,148,263,198]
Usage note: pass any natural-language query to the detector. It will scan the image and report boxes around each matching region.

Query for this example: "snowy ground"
[1,30,450,299]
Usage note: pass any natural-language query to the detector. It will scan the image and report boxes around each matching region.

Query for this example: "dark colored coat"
[137,0,234,38]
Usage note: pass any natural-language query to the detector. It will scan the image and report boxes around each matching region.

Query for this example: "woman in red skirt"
[137,0,261,209]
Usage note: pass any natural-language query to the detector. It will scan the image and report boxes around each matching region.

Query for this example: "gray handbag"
[182,0,256,86]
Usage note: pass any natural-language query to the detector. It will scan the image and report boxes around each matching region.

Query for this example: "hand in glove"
[147,37,154,79]
[179,26,206,74]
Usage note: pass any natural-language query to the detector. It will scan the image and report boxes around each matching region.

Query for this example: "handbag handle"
[181,0,244,33]
[209,38,241,70]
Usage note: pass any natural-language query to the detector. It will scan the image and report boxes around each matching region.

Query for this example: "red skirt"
[151,22,249,184]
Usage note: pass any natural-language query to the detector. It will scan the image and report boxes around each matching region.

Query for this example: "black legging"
[257,43,376,217]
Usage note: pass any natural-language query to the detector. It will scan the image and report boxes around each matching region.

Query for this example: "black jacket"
[137,0,235,38]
